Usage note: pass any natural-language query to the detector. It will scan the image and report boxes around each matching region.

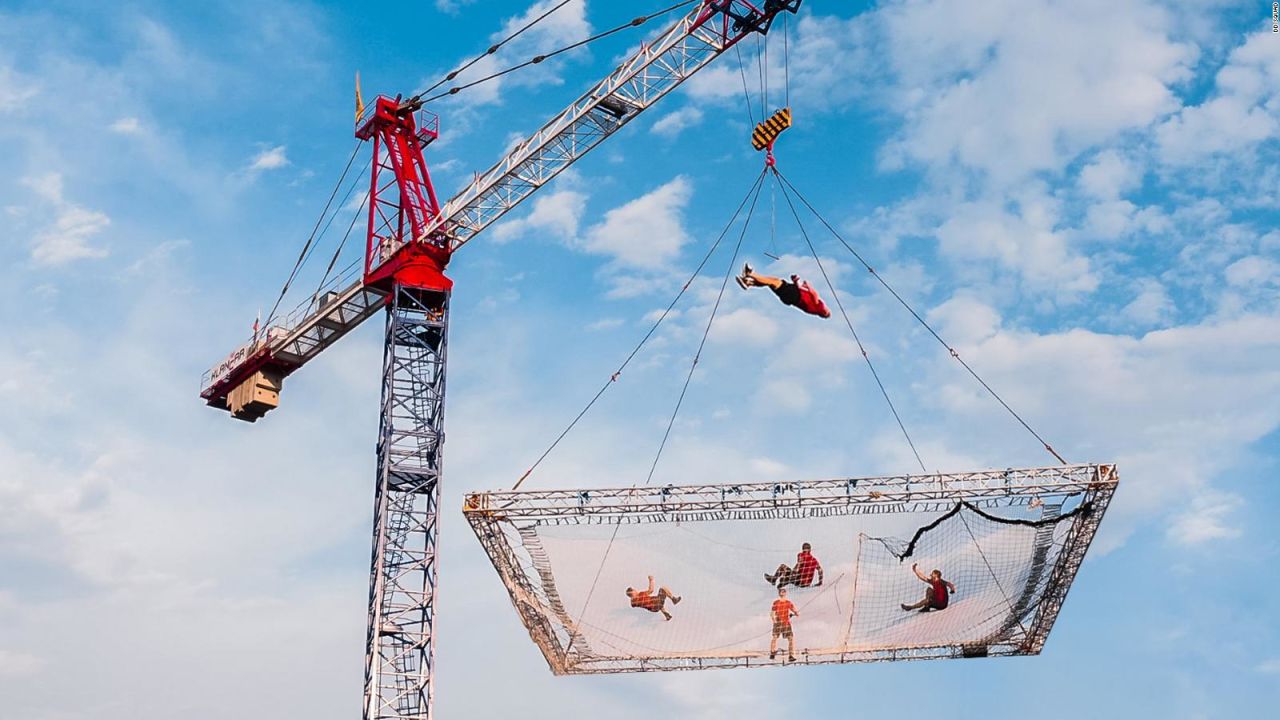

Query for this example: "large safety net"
[467,470,1114,674]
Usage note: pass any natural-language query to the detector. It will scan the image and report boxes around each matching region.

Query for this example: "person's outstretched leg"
[745,271,785,290]
[765,563,791,585]
[658,587,681,604]
[901,587,935,611]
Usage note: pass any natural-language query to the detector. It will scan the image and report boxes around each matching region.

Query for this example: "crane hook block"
[751,107,792,151]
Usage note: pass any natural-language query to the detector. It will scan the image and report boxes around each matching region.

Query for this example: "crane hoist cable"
[413,0,700,106]
[772,169,1069,466]
[512,167,768,491]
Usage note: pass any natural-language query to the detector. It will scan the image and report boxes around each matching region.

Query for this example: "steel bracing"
[464,464,1118,675]
[365,286,449,720]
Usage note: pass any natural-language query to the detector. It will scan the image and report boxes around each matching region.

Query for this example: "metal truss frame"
[464,464,1118,675]
[364,285,449,720]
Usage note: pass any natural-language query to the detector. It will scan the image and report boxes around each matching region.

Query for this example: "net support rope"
[513,168,768,491]
[773,169,929,473]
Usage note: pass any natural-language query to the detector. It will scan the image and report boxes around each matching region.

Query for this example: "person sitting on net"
[735,263,832,318]
[901,563,957,612]
[625,575,682,621]
[769,586,799,662]
[765,542,824,589]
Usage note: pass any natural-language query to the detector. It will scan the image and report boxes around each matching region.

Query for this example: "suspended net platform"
[464,463,1117,674]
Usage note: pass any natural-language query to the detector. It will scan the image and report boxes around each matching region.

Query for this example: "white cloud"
[708,307,779,347]
[650,106,704,137]
[586,317,623,331]
[247,145,289,172]
[109,116,142,134]
[491,187,586,243]
[31,205,111,265]
[927,295,1001,345]
[1156,30,1280,165]
[436,0,590,111]
[877,0,1195,184]
[435,0,477,14]
[1122,279,1175,326]
[20,173,110,266]
[1166,492,1243,545]
[1257,658,1280,674]
[1078,150,1142,199]
[583,176,691,269]
[1224,255,1279,287]
[0,650,44,676]
[0,66,38,113]
[934,189,1098,299]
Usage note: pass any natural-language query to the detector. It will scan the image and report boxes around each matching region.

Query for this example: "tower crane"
[198,3,803,719]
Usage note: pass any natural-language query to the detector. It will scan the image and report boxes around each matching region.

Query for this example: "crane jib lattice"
[465,464,1117,674]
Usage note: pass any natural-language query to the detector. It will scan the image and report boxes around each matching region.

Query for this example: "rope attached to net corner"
[773,168,929,474]
[512,168,768,492]
[413,0,700,106]
[772,171,1069,466]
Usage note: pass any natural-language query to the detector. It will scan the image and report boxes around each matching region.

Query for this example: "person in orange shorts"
[625,575,682,621]
[769,586,799,662]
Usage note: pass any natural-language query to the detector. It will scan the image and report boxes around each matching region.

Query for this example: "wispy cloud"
[20,173,110,266]
[247,145,289,172]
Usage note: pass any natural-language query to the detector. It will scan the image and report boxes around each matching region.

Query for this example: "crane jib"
[202,0,803,421]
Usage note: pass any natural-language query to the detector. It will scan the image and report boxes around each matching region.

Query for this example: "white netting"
[469,484,1108,674]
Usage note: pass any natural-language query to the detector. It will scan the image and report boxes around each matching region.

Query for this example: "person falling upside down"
[769,587,799,662]
[901,562,957,612]
[735,263,832,318]
[765,542,824,589]
[625,575,682,621]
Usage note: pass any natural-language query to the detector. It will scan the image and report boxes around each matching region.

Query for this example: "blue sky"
[1,1,1278,718]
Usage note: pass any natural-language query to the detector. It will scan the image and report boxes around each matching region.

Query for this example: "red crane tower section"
[357,96,453,294]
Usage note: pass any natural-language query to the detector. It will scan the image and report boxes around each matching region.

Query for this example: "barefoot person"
[736,263,831,318]
[625,575,682,621]
[901,563,956,612]
[765,542,824,589]
[769,587,799,662]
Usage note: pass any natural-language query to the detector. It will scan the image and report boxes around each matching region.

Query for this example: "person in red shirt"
[901,562,957,612]
[769,587,799,662]
[735,263,832,318]
[765,542,825,589]
[625,575,682,621]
